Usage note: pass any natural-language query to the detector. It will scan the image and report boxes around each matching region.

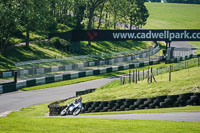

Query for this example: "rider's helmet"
[78,97,82,102]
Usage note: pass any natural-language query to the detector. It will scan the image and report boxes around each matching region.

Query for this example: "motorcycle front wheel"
[60,109,67,116]
[73,108,81,116]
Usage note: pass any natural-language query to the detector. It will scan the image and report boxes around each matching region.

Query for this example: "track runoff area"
[50,29,200,43]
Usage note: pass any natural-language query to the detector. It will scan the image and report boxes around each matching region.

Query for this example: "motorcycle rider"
[66,97,83,110]
[74,97,82,104]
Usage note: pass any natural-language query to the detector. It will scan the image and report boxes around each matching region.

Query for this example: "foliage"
[0,0,150,52]
[126,0,149,29]
[146,0,200,4]
[49,37,71,51]
[0,1,19,53]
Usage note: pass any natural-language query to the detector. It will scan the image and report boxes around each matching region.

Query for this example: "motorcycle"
[60,102,83,116]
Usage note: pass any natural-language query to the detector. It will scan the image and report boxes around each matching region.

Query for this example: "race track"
[0,77,118,114]
[52,112,200,122]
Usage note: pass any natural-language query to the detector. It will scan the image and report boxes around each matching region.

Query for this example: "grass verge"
[0,117,200,133]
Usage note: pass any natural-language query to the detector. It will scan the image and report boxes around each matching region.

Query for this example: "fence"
[14,44,161,80]
[120,57,200,85]
[0,56,162,94]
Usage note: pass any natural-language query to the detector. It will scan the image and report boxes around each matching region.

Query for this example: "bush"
[56,24,70,33]
[49,37,71,51]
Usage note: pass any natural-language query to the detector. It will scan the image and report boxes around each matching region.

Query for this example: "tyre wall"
[48,93,200,116]
[76,88,96,97]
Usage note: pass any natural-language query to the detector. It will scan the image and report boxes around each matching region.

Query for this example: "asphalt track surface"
[0,77,118,114]
[53,112,200,122]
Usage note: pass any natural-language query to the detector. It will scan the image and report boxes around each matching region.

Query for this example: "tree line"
[0,0,149,53]
[146,0,200,4]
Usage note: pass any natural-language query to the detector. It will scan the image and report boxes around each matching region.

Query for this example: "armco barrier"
[0,71,14,78]
[0,85,3,94]
[48,93,200,116]
[0,59,162,93]
[2,82,16,93]
[15,44,161,78]
[166,54,193,64]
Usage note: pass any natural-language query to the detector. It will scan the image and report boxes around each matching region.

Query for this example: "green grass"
[189,42,200,54]
[81,41,153,55]
[145,3,200,29]
[7,103,50,118]
[4,104,200,133]
[61,66,200,105]
[1,117,200,133]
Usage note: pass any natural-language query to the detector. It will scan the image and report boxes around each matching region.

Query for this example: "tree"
[17,0,51,48]
[0,0,18,53]
[73,0,86,30]
[86,0,107,30]
[109,0,128,29]
[127,0,149,29]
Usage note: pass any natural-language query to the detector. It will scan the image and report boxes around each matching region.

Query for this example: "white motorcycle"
[60,102,84,116]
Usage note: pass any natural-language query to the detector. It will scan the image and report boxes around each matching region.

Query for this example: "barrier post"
[14,71,17,83]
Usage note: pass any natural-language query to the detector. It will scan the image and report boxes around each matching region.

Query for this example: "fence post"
[185,61,187,69]
[132,70,135,83]
[123,76,126,85]
[129,70,131,83]
[198,57,200,67]
[120,76,122,85]
[169,65,172,82]
[157,68,158,76]
[150,67,153,83]
[138,70,140,81]
[136,69,137,84]
[143,69,144,80]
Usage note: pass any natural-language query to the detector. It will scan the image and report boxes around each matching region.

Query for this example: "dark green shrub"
[50,37,71,51]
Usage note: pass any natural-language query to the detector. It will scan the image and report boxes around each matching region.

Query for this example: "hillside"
[61,66,200,105]
[145,3,200,29]
[1,3,200,71]
[0,41,153,71]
